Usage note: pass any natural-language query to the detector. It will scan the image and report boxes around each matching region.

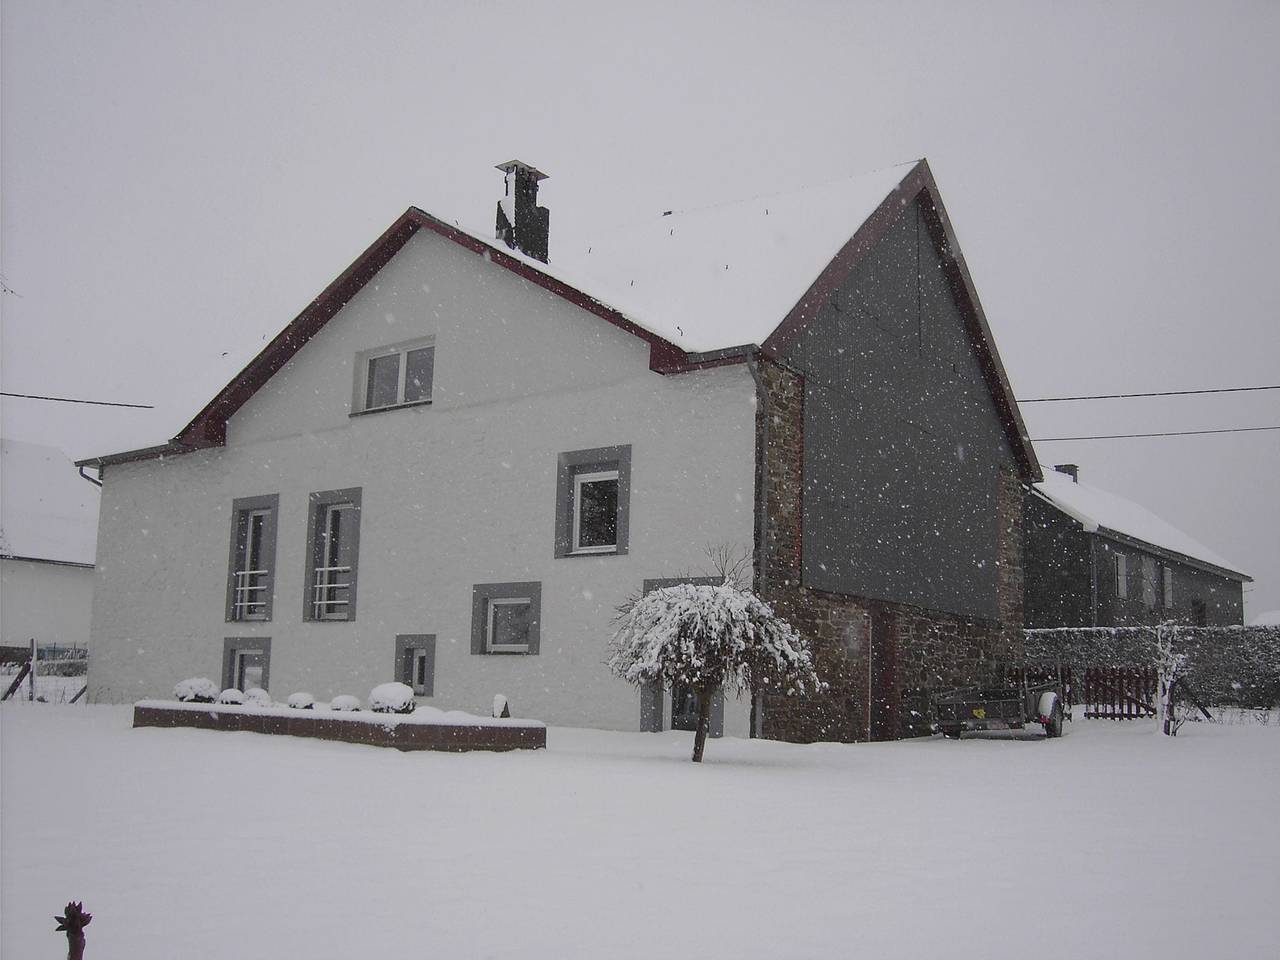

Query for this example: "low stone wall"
[133,702,547,752]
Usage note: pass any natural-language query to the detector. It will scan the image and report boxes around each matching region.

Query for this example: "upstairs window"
[1114,552,1128,599]
[304,488,362,621]
[554,445,632,558]
[353,337,434,413]
[1162,566,1174,608]
[225,494,278,622]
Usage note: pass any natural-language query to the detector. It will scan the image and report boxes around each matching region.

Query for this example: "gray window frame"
[394,634,436,697]
[554,445,631,558]
[351,336,436,415]
[222,637,272,692]
[471,581,542,655]
[302,487,363,622]
[225,494,279,622]
[1114,552,1128,600]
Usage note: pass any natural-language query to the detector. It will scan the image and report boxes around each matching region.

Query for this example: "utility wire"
[1021,384,1280,403]
[1034,425,1280,442]
[0,392,154,410]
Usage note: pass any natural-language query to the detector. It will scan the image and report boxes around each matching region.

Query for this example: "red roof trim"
[165,208,694,456]
[762,160,1042,483]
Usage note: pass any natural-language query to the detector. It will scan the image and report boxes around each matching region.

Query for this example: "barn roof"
[1033,470,1249,581]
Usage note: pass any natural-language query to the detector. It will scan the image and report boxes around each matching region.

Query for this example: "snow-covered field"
[1,707,1275,959]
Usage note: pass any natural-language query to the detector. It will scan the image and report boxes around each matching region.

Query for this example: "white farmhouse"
[80,159,1041,741]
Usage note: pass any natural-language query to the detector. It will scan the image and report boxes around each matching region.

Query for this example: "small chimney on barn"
[495,160,550,263]
[1053,463,1079,483]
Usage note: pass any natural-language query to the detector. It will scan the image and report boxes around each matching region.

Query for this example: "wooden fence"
[1081,666,1157,720]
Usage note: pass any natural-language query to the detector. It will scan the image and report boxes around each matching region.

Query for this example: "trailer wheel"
[941,726,962,739]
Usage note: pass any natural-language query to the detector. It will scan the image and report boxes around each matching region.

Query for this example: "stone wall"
[753,356,1027,743]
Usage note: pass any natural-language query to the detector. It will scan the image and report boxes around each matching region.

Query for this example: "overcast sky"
[3,1,1277,615]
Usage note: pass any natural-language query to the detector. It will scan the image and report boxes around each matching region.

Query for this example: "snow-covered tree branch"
[609,580,822,762]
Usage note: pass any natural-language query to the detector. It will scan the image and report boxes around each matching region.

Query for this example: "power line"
[1034,425,1280,442]
[1021,384,1280,403]
[0,392,154,410]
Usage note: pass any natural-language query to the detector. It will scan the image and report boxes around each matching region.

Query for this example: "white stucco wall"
[89,228,758,735]
[1,559,94,650]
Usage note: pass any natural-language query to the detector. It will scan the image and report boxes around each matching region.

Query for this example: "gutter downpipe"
[746,351,769,740]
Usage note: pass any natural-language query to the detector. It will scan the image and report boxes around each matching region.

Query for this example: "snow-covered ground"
[1,707,1274,959]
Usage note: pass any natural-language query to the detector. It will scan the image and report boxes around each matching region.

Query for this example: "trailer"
[934,678,1066,739]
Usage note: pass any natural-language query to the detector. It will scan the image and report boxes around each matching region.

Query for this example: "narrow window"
[226,495,278,622]
[471,582,542,655]
[554,445,631,558]
[395,635,435,697]
[1141,557,1157,609]
[1162,567,1174,608]
[354,338,435,413]
[304,488,362,621]
[1114,552,1128,599]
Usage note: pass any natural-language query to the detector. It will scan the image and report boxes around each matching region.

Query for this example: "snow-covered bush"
[286,692,315,710]
[243,687,272,708]
[174,677,219,703]
[493,694,510,718]
[369,682,416,714]
[610,580,821,762]
[217,688,246,705]
[329,695,361,712]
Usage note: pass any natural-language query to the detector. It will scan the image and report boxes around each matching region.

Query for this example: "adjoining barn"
[1025,464,1250,628]
[78,158,1040,741]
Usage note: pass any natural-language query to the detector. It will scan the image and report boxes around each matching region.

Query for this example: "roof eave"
[1092,526,1252,583]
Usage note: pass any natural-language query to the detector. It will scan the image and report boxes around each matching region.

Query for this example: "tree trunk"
[691,686,714,762]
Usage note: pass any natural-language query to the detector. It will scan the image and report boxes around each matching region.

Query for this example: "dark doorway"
[867,609,898,741]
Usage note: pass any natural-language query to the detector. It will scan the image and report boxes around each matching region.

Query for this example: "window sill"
[484,647,532,655]
[350,399,432,418]
[561,547,622,559]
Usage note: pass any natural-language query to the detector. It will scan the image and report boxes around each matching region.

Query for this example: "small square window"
[471,582,542,656]
[353,338,435,413]
[554,446,631,558]
[223,638,271,692]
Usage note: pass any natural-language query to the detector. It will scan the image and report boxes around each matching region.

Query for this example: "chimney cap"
[495,159,549,181]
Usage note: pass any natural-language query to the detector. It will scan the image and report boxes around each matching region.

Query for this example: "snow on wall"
[88,228,757,735]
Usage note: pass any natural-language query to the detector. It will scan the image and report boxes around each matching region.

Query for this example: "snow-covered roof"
[470,162,915,353]
[0,439,99,566]
[551,163,916,352]
[1033,470,1247,579]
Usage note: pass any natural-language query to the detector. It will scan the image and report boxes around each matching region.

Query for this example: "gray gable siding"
[779,197,1017,619]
